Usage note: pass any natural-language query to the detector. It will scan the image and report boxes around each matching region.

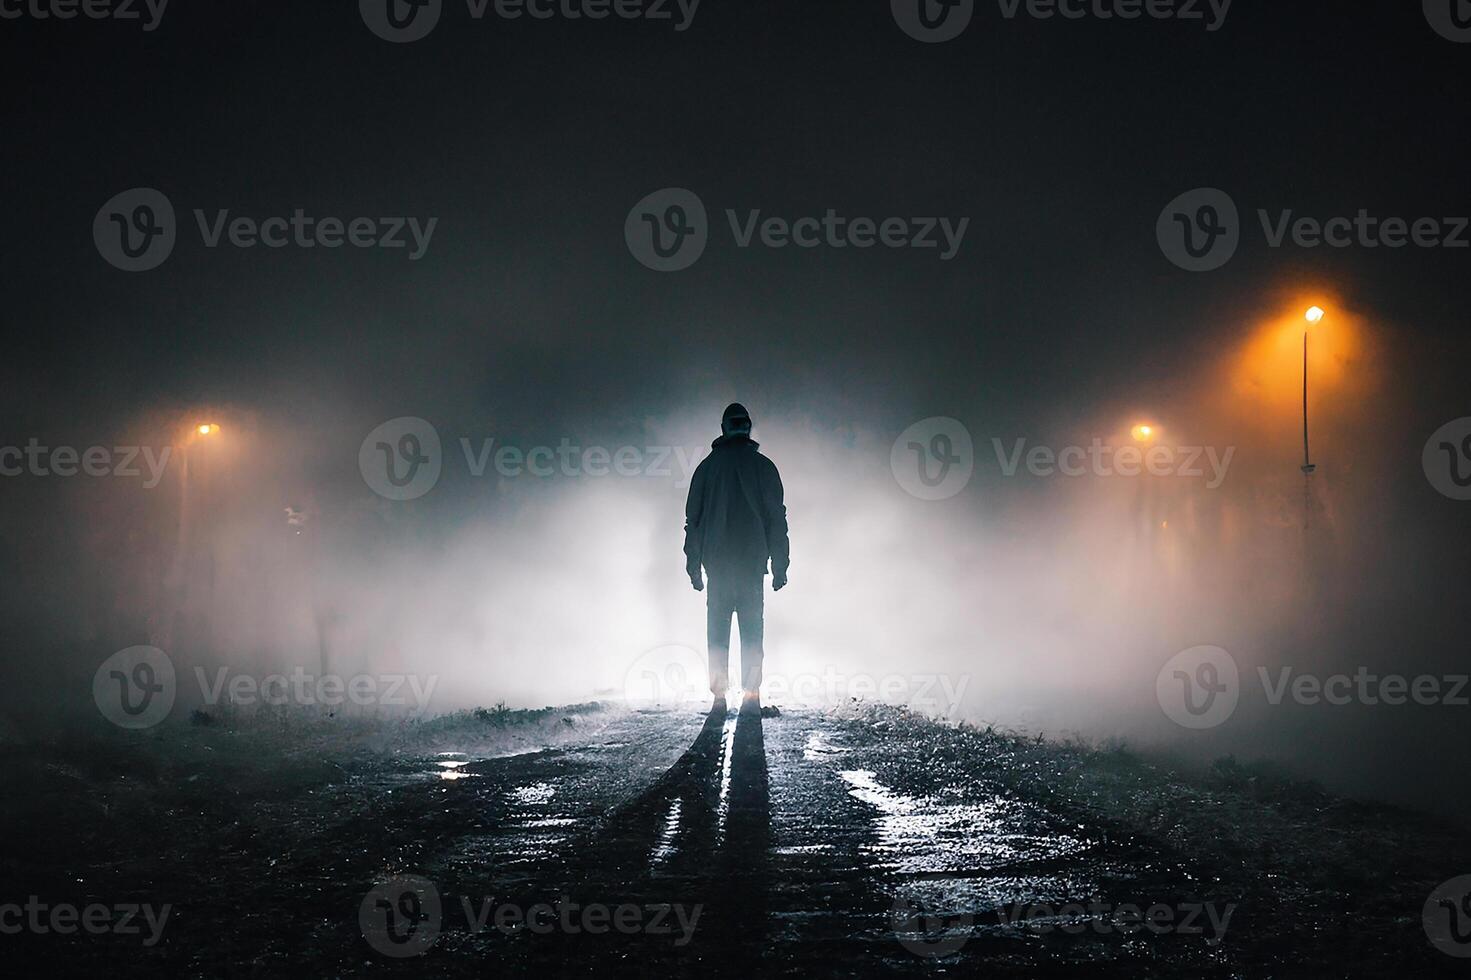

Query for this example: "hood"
[711,433,759,449]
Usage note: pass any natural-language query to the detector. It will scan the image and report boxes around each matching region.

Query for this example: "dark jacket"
[684,434,789,580]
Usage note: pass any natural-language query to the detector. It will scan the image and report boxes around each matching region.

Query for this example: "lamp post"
[160,421,223,649]
[1301,307,1323,474]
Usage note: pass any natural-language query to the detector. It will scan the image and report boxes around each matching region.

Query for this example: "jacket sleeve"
[683,462,706,578]
[760,458,790,577]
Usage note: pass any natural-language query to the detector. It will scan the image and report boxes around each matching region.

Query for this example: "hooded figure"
[683,403,789,707]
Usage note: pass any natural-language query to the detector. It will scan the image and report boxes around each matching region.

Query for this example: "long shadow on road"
[508,705,778,973]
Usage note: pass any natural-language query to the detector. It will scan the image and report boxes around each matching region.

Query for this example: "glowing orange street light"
[196,423,219,436]
[1131,423,1158,442]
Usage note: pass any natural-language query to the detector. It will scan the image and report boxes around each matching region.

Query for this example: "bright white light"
[1305,306,1325,324]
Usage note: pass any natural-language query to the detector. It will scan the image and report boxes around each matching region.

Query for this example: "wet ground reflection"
[567,704,773,965]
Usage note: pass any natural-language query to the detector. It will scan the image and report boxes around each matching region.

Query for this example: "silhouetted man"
[684,403,789,713]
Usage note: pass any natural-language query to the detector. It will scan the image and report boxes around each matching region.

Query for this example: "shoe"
[738,692,761,717]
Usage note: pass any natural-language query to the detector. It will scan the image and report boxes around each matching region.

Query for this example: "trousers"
[706,575,764,696]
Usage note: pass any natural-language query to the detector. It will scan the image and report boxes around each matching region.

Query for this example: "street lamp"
[1300,308,1320,474]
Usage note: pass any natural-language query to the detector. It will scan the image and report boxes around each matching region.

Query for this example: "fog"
[4,287,1466,817]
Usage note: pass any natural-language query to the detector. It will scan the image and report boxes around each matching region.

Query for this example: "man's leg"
[706,578,735,697]
[734,575,765,697]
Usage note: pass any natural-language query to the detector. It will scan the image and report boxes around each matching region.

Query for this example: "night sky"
[2,1,1465,423]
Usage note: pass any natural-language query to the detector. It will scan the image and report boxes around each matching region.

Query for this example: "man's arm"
[683,463,706,590]
[760,457,790,588]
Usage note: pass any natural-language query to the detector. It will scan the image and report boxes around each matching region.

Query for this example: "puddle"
[469,829,571,864]
[837,769,1093,879]
[714,717,738,840]
[651,798,684,867]
[803,731,846,761]
[523,817,578,829]
[512,782,556,805]
[434,755,475,780]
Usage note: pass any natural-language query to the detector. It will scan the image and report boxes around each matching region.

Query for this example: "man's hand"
[772,571,787,592]
[690,574,704,592]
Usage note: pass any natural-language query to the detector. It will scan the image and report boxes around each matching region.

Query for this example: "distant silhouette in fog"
[683,403,789,710]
